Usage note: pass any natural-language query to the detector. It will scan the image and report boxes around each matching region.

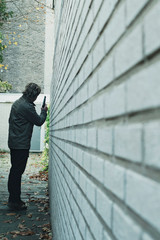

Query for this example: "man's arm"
[22,103,48,126]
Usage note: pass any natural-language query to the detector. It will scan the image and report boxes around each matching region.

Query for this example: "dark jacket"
[8,95,47,149]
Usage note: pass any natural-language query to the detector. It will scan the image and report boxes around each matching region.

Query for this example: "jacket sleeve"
[21,103,47,126]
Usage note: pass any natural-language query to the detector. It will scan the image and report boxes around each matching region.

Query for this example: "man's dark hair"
[23,83,41,101]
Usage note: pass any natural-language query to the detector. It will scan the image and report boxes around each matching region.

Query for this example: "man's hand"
[42,104,48,112]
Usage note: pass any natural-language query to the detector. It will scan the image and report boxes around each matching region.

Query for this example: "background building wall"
[49,1,160,240]
[44,0,55,94]
[1,0,46,92]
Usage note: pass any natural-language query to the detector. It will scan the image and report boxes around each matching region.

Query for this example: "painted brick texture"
[49,1,160,240]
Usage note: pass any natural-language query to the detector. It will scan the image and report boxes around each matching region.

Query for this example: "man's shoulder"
[14,96,34,112]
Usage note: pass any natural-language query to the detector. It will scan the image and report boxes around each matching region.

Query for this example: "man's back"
[8,95,47,149]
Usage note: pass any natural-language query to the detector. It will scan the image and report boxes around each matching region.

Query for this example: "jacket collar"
[22,95,35,106]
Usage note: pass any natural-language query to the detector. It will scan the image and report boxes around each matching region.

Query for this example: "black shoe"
[19,200,26,206]
[7,201,27,211]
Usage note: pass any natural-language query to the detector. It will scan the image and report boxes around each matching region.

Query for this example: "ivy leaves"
[0,0,13,72]
[0,0,13,26]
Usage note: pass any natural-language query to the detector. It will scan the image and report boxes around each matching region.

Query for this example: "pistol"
[42,96,46,108]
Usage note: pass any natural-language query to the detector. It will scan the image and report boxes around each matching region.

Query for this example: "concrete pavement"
[0,152,52,240]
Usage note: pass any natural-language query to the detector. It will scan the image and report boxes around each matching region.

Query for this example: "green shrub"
[41,105,50,171]
[0,80,12,92]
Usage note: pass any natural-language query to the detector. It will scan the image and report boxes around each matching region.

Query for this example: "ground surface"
[0,152,52,240]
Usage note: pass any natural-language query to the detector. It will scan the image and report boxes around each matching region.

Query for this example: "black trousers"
[8,149,29,203]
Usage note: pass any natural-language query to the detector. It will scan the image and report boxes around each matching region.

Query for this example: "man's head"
[23,83,41,102]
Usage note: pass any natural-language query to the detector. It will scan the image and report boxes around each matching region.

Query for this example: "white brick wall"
[126,0,149,25]
[97,126,113,155]
[115,25,143,77]
[126,61,160,112]
[126,170,160,231]
[144,2,160,55]
[144,122,160,168]
[142,233,154,240]
[112,205,141,240]
[114,124,142,162]
[104,161,125,200]
[49,1,160,240]
[96,189,112,228]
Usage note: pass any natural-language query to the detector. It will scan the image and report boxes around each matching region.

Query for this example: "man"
[7,83,48,210]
